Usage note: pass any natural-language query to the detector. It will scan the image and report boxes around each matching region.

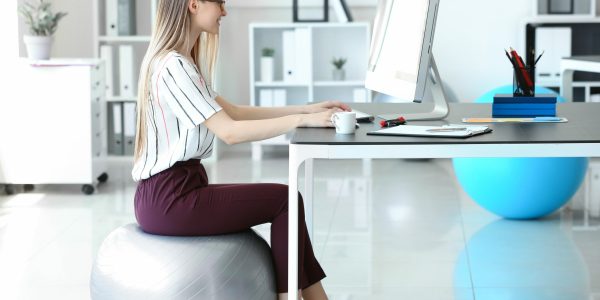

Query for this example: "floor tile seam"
[319,163,352,259]
[456,180,477,299]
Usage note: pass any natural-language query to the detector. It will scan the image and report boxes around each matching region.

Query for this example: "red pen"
[380,117,406,127]
[509,47,533,92]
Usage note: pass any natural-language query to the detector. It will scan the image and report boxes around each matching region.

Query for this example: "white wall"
[16,0,535,103]
[434,0,532,101]
[2,0,19,60]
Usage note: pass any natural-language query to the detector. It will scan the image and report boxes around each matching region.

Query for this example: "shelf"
[527,16,600,23]
[254,81,309,87]
[538,80,600,87]
[250,22,370,29]
[314,80,365,87]
[107,96,137,102]
[98,35,151,42]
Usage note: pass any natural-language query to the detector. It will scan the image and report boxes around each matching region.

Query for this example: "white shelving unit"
[249,22,371,160]
[523,4,600,102]
[534,0,598,18]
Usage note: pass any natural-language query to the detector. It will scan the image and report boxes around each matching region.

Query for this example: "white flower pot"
[260,57,274,82]
[23,35,54,60]
[332,69,345,81]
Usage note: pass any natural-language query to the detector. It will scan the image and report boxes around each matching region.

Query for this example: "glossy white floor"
[0,154,599,300]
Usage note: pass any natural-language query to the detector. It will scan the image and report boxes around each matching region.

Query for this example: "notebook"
[367,124,492,138]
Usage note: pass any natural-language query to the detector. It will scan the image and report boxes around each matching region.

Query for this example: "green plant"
[19,0,68,36]
[262,48,275,57]
[331,57,347,70]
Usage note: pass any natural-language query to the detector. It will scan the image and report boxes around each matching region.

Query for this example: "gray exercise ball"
[90,224,277,300]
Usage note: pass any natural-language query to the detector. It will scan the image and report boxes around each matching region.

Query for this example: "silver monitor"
[365,0,449,121]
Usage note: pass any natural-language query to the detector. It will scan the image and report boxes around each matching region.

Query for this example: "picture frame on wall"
[293,0,329,22]
[332,0,353,22]
[548,0,574,14]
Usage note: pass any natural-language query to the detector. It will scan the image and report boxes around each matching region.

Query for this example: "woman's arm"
[204,108,337,145]
[215,95,350,121]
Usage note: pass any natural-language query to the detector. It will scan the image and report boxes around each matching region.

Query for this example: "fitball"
[90,224,277,300]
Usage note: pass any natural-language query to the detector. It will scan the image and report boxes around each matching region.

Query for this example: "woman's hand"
[300,108,342,127]
[305,100,351,114]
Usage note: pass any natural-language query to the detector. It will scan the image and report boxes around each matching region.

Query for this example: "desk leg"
[561,69,574,102]
[305,158,314,239]
[288,146,301,298]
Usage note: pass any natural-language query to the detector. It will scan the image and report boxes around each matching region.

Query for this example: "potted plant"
[19,0,67,60]
[261,47,275,82]
[331,57,347,81]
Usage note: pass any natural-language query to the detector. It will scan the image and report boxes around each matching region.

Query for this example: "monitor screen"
[365,0,440,102]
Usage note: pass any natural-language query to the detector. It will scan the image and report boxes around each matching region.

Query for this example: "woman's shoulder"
[152,51,197,78]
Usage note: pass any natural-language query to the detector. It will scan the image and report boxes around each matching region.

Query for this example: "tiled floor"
[0,154,599,300]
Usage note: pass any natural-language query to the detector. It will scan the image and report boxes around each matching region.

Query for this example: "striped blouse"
[132,51,222,181]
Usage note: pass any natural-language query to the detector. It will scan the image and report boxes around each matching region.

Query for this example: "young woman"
[132,0,350,299]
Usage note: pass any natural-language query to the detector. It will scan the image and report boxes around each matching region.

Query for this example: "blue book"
[492,104,556,110]
[493,94,557,104]
[493,109,556,117]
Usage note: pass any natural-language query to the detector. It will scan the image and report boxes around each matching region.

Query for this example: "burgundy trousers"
[134,159,326,293]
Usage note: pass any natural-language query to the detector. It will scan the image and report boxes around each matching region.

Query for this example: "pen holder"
[513,65,535,97]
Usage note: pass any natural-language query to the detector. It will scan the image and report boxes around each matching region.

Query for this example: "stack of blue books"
[492,94,557,117]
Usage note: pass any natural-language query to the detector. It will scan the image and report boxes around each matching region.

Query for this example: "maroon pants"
[134,159,325,293]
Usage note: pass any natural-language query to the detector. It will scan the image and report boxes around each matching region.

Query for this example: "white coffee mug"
[331,112,357,134]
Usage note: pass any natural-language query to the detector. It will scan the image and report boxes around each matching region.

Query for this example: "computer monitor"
[365,0,449,121]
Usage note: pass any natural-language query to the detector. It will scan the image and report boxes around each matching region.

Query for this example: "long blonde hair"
[134,0,219,161]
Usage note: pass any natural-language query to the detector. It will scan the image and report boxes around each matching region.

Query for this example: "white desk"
[286,103,600,296]
[561,56,600,102]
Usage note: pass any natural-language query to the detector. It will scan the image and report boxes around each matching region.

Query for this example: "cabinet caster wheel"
[97,173,109,183]
[82,184,95,195]
[24,184,35,192]
[5,185,15,195]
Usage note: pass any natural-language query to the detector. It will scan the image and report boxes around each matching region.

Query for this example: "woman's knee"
[271,183,304,209]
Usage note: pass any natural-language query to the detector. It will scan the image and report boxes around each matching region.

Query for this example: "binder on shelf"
[259,89,273,107]
[273,89,287,107]
[353,88,368,103]
[117,0,136,36]
[294,28,311,83]
[105,0,119,36]
[119,45,135,97]
[123,102,136,155]
[282,30,296,82]
[108,102,124,155]
[535,27,571,82]
[100,45,115,97]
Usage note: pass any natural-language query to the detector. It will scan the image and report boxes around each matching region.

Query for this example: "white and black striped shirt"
[132,51,222,181]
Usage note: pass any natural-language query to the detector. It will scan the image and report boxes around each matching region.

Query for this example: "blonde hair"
[134,0,219,161]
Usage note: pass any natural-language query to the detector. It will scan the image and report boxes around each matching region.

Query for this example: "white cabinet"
[249,22,371,160]
[0,59,108,194]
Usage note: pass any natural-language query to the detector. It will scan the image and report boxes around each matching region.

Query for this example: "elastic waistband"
[172,159,202,168]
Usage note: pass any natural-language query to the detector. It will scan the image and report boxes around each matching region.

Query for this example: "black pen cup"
[513,65,535,97]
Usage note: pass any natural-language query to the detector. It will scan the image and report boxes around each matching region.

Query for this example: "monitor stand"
[377,55,450,121]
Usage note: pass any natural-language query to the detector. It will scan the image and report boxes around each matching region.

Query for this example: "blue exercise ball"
[453,85,588,219]
[90,224,277,300]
